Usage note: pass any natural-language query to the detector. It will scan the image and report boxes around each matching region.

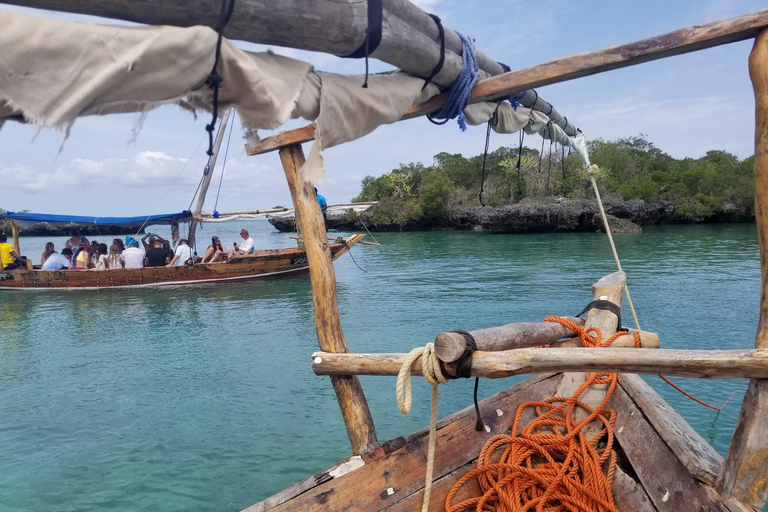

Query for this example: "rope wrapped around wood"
[445,317,641,512]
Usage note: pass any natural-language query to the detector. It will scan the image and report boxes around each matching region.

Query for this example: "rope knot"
[588,163,600,176]
[397,343,448,415]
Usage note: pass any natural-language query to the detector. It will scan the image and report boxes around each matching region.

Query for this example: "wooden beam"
[246,123,317,156]
[278,144,378,455]
[310,348,768,380]
[548,330,659,349]
[247,8,768,156]
[717,28,768,511]
[9,219,20,255]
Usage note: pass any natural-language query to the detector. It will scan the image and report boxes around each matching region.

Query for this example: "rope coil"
[426,33,479,131]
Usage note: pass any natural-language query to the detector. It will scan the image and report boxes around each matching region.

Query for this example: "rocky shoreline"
[268,199,754,234]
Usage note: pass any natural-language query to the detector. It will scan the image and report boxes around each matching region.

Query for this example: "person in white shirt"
[167,239,194,267]
[226,229,254,262]
[41,248,73,270]
[120,240,145,269]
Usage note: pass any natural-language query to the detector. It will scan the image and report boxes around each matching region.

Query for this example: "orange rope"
[445,317,637,512]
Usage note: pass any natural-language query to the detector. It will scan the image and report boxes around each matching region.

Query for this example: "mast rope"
[343,0,383,88]
[204,0,236,156]
[588,164,742,411]
[212,112,235,218]
[421,14,446,91]
[426,32,478,131]
[478,103,500,206]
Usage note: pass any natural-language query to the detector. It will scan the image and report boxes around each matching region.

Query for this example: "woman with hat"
[201,236,226,264]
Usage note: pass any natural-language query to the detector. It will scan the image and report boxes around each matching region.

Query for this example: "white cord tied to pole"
[396,343,449,512]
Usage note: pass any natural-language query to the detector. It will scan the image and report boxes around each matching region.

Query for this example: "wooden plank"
[608,384,730,512]
[612,465,658,512]
[247,373,562,512]
[312,347,768,380]
[278,144,378,455]
[718,28,768,511]
[246,123,317,156]
[619,373,724,486]
[549,330,659,348]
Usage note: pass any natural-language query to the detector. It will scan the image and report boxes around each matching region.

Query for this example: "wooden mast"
[278,143,378,455]
[717,28,768,510]
[187,109,232,249]
[9,220,20,255]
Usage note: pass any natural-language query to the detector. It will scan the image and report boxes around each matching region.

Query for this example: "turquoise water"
[0,221,760,511]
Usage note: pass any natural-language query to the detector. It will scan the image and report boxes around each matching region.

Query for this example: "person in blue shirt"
[315,187,328,231]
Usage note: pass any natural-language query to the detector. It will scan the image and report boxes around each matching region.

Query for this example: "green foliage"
[354,134,754,225]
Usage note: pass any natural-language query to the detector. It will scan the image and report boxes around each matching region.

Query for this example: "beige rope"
[396,343,449,512]
[588,164,642,332]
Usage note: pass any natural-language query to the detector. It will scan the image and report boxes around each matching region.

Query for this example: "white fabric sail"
[0,9,590,183]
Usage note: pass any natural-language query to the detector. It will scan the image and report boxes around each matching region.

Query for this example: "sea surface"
[0,221,760,511]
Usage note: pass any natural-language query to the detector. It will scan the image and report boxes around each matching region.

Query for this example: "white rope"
[396,343,449,512]
[588,164,642,332]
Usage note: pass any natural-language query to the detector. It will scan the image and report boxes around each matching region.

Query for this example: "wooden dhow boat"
[2,2,768,512]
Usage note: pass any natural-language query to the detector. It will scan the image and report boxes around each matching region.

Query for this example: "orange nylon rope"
[445,317,637,512]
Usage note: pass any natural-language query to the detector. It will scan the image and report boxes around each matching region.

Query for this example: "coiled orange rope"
[445,317,638,512]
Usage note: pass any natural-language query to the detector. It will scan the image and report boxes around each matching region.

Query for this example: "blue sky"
[0,0,764,216]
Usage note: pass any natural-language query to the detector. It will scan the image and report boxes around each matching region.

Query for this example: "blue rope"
[510,90,526,110]
[212,113,234,218]
[426,32,478,131]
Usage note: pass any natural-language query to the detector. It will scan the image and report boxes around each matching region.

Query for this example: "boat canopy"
[1,211,191,230]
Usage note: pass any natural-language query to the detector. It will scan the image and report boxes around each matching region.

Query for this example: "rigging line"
[516,129,525,196]
[357,214,381,246]
[212,111,235,216]
[546,138,553,193]
[135,133,207,238]
[478,103,500,207]
[345,245,367,273]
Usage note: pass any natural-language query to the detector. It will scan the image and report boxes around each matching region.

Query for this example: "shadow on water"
[0,221,762,511]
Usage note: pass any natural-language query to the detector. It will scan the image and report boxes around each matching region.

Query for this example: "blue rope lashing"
[212,112,235,218]
[426,32,478,131]
[510,90,526,110]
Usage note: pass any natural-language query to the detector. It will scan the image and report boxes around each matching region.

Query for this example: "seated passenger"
[41,248,73,270]
[93,244,109,270]
[167,239,193,267]
[226,229,255,262]
[64,228,90,251]
[107,243,123,269]
[0,234,25,270]
[41,242,55,266]
[121,240,145,269]
[201,236,226,264]
[145,239,169,267]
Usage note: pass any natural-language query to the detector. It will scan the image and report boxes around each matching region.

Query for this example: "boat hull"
[0,235,364,290]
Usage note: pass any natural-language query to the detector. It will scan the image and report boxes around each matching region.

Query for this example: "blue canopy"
[1,211,191,229]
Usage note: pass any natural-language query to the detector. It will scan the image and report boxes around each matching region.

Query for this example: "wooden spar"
[3,0,576,136]
[717,28,768,510]
[248,8,768,156]
[433,317,659,362]
[187,109,231,249]
[311,348,768,379]
[10,220,20,255]
[277,143,378,455]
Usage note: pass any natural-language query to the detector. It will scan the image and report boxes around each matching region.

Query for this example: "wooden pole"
[187,109,231,249]
[717,28,768,510]
[311,348,768,380]
[10,220,20,255]
[278,143,378,455]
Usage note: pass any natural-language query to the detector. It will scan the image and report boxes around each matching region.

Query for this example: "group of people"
[31,228,256,271]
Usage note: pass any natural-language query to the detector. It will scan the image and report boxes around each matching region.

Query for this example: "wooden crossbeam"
[247,8,768,156]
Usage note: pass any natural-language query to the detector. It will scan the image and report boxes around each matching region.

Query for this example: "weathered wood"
[434,317,585,363]
[278,144,378,455]
[246,123,317,156]
[187,108,231,248]
[549,330,659,348]
[404,9,768,119]
[312,348,768,379]
[612,465,658,512]
[608,384,730,512]
[244,373,562,512]
[718,28,768,510]
[9,219,20,255]
[619,373,723,486]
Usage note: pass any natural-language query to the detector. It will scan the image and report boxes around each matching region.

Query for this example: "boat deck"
[244,372,740,512]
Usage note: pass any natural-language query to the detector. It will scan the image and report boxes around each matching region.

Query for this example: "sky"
[0,0,764,216]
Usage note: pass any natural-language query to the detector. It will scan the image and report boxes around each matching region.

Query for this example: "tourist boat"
[2,2,768,512]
